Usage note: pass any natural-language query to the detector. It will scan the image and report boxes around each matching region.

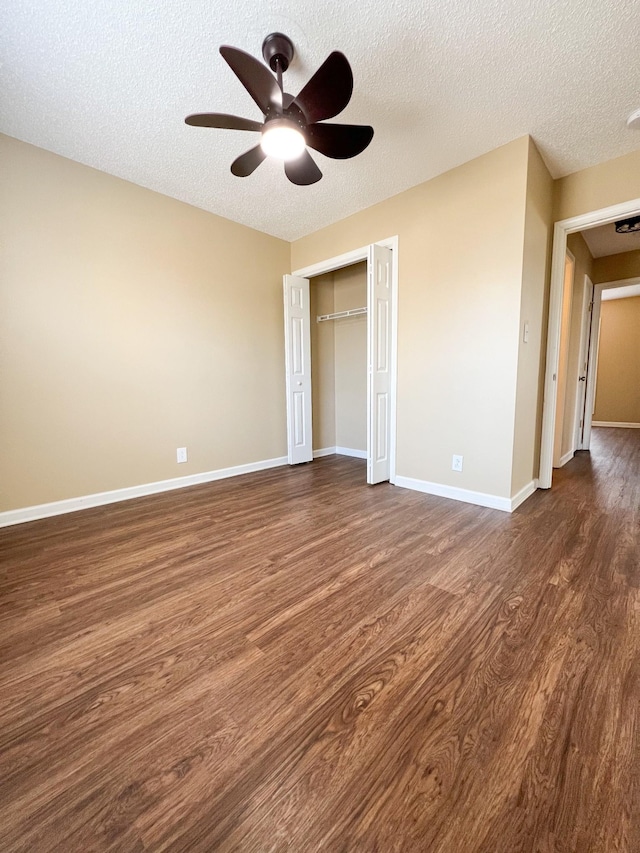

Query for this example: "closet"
[283,242,393,483]
[310,263,367,461]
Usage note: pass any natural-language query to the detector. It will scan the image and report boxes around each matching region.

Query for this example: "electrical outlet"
[452,454,463,472]
[176,447,187,464]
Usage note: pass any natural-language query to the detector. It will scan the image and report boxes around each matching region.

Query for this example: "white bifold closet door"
[283,275,313,464]
[284,245,392,481]
[367,244,392,484]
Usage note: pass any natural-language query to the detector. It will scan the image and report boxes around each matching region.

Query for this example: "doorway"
[283,238,398,485]
[590,278,640,428]
[310,262,368,463]
[539,198,640,488]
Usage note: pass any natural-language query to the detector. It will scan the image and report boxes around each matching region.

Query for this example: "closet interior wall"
[310,263,367,457]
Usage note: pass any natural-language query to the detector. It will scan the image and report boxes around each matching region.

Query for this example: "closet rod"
[316,307,367,322]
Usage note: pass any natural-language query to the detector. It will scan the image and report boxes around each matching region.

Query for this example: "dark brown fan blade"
[305,122,374,159]
[185,113,263,132]
[220,46,282,114]
[231,145,267,177]
[284,150,322,185]
[293,52,353,123]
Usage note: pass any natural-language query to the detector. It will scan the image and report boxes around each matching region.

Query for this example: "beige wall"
[0,134,290,512]
[333,264,367,452]
[593,249,640,284]
[310,272,336,450]
[593,296,640,424]
[554,148,640,222]
[10,128,638,516]
[293,136,533,499]
[511,138,554,494]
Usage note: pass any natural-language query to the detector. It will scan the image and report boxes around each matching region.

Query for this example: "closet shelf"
[316,307,367,322]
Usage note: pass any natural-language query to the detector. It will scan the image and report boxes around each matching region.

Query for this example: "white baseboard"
[510,479,538,511]
[394,475,512,512]
[592,421,640,429]
[313,446,367,459]
[0,455,288,528]
[394,475,538,514]
[335,446,367,459]
[556,449,575,468]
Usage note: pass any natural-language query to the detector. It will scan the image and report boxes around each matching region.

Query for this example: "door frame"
[538,198,640,488]
[584,276,640,441]
[292,236,399,483]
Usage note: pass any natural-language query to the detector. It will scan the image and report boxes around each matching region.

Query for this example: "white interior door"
[552,251,575,467]
[582,284,603,450]
[367,245,392,484]
[283,275,313,464]
[574,275,594,450]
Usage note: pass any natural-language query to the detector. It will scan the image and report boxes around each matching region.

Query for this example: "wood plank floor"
[1,427,638,852]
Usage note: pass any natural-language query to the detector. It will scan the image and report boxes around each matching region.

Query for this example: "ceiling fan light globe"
[260,121,306,161]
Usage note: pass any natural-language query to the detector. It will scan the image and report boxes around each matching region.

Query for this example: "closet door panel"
[367,246,392,484]
[284,275,313,464]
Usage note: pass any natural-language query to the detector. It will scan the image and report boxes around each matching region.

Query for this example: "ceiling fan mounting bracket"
[262,32,295,73]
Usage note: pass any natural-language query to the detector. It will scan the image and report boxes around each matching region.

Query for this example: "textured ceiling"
[2,0,640,241]
[582,221,640,258]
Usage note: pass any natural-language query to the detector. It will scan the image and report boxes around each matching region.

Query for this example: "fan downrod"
[262,32,294,72]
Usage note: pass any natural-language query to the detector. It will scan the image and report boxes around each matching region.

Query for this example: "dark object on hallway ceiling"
[614,216,640,233]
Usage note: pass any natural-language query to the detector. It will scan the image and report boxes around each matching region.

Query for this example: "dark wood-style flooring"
[1,428,638,852]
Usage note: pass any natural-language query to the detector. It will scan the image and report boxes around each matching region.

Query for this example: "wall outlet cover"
[452,454,463,472]
[177,447,188,463]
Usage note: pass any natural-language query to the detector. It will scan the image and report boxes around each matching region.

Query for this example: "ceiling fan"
[185,33,373,186]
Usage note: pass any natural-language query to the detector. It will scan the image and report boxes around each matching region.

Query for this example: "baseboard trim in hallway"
[592,421,640,428]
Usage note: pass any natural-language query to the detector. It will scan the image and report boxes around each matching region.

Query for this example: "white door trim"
[594,275,640,299]
[293,236,399,483]
[293,245,372,278]
[583,276,640,447]
[538,198,640,488]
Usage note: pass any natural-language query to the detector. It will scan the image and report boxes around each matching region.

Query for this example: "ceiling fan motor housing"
[262,32,295,72]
